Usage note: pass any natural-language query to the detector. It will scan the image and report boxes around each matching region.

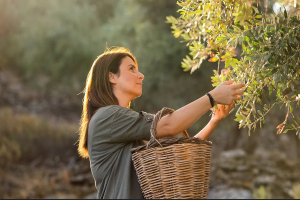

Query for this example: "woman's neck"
[118,99,130,108]
[114,90,132,108]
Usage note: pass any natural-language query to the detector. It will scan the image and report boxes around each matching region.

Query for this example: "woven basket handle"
[146,107,189,149]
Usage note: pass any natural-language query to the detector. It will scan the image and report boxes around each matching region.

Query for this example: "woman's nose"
[138,71,144,80]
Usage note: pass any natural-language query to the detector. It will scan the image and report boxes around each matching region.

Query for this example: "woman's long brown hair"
[78,47,137,158]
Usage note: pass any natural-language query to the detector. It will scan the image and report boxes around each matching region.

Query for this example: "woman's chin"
[134,91,142,98]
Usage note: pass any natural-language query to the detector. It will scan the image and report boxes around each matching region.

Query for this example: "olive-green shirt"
[87,105,154,199]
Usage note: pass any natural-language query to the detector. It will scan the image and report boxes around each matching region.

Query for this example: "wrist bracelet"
[206,93,215,108]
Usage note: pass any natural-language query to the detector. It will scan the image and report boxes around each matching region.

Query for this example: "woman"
[78,47,245,199]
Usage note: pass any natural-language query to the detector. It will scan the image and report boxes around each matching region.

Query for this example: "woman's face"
[111,56,144,100]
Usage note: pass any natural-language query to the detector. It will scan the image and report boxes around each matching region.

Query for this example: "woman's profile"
[78,47,245,199]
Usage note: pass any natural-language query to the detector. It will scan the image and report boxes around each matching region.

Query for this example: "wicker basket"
[131,107,212,199]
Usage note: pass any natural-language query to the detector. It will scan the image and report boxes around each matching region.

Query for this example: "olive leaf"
[168,0,300,135]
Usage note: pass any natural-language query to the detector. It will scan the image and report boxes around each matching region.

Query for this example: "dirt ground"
[1,148,299,199]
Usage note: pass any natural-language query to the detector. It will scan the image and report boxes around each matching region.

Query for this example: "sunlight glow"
[273,2,290,14]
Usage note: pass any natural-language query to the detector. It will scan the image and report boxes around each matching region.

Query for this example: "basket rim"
[131,137,212,154]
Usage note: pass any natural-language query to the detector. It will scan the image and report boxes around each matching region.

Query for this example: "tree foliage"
[167,0,300,136]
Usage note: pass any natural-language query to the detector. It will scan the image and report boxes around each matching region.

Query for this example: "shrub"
[0,108,78,164]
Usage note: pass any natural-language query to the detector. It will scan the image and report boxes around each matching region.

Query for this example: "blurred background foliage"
[0,0,218,130]
[0,0,299,199]
[0,0,215,110]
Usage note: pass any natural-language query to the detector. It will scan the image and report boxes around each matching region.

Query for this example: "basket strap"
[146,107,189,149]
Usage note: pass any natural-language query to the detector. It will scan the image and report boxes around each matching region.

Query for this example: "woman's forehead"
[121,56,138,68]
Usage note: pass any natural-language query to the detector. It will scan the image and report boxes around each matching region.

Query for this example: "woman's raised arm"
[156,80,245,138]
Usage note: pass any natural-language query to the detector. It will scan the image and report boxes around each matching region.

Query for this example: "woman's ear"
[109,72,117,84]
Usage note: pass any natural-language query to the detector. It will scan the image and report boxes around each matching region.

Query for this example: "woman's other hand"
[194,102,235,140]
[210,103,235,123]
[210,79,245,105]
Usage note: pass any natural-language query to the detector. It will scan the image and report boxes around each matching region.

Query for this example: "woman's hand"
[194,102,235,140]
[210,103,235,123]
[210,79,245,105]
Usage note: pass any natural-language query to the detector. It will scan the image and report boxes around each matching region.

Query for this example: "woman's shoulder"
[97,105,135,115]
[89,105,119,130]
[92,105,120,119]
[91,105,135,122]
[97,105,123,113]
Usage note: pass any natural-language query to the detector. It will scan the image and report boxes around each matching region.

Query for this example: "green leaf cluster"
[167,0,300,135]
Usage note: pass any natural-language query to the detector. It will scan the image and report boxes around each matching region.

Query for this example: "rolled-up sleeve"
[109,108,154,142]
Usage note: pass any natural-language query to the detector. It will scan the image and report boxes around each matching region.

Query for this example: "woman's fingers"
[229,102,235,109]
[224,103,234,111]
[225,103,233,111]
[232,83,246,90]
[234,89,244,95]
[217,104,229,111]
[234,95,241,101]
[222,79,235,85]
[210,81,245,105]
[231,83,245,102]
